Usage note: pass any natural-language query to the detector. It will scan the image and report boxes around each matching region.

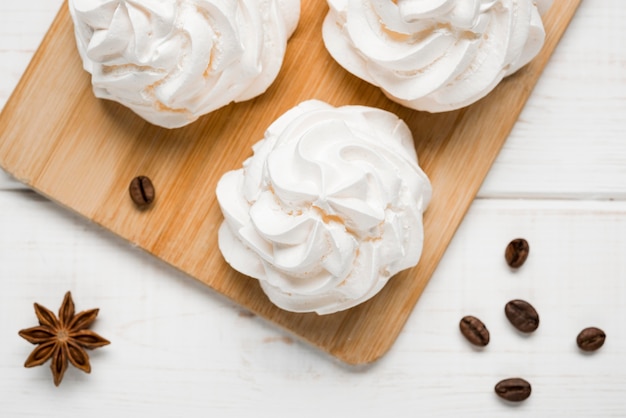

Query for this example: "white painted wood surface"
[1,1,625,416]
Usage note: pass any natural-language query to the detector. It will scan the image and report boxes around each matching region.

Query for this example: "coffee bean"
[459,315,490,347]
[577,327,606,352]
[129,176,155,208]
[495,378,532,402]
[505,299,539,333]
[505,238,529,268]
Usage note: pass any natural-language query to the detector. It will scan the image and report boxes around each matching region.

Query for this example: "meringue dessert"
[323,0,552,112]
[216,100,431,315]
[68,0,300,128]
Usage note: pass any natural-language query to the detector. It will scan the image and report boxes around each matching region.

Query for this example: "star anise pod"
[18,291,110,386]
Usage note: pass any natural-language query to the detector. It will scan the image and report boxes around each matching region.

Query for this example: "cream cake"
[216,100,431,314]
[68,0,300,128]
[323,0,552,112]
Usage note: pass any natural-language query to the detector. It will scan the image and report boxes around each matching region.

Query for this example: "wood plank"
[479,1,626,199]
[2,192,626,415]
[6,1,624,200]
[0,1,62,109]
[0,1,581,364]
[13,0,626,198]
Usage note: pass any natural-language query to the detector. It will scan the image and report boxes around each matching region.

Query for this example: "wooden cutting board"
[0,1,580,364]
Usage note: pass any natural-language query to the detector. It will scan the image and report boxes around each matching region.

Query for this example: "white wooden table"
[1,1,625,416]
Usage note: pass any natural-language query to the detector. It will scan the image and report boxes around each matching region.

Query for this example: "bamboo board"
[0,1,580,364]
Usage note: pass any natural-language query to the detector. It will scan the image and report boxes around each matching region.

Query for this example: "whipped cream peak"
[323,0,552,112]
[216,100,431,315]
[69,0,300,128]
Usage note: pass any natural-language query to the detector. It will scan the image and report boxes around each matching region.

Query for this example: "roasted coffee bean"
[129,176,155,208]
[577,327,606,352]
[505,238,529,268]
[459,315,490,347]
[505,299,539,333]
[495,378,532,402]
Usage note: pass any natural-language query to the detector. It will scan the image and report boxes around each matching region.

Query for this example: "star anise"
[18,291,110,386]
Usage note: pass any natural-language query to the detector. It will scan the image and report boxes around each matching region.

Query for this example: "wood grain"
[3,193,626,416]
[0,0,580,364]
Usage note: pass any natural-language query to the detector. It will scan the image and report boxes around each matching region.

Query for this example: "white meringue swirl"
[68,0,300,128]
[323,0,552,112]
[216,100,431,315]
